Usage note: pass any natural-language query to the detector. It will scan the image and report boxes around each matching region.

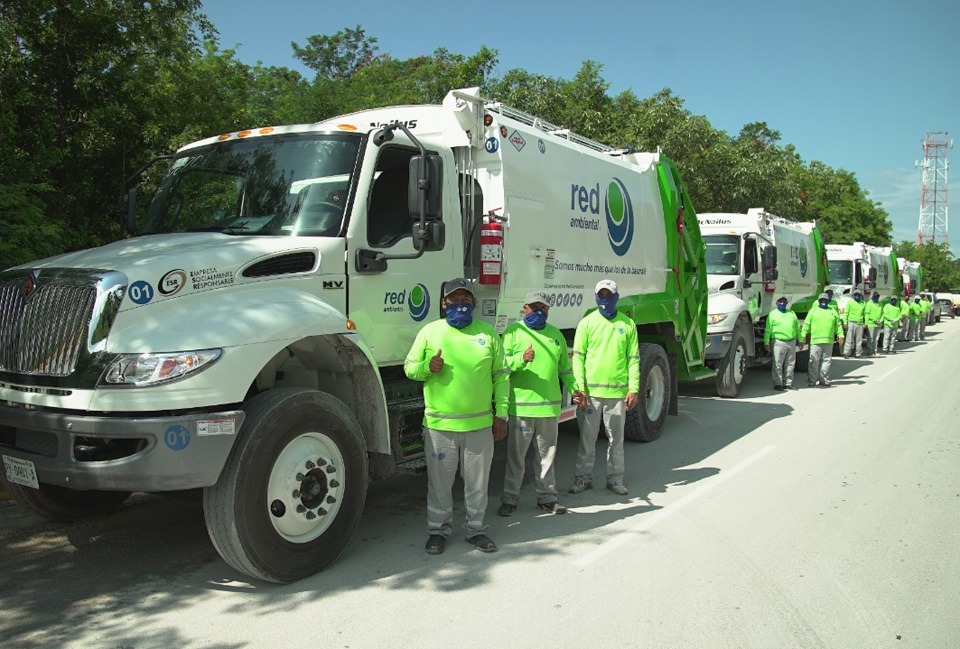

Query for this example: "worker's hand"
[625,392,638,411]
[573,390,587,408]
[764,344,770,353]
[838,337,845,345]
[429,349,444,373]
[493,417,507,442]
[523,344,535,363]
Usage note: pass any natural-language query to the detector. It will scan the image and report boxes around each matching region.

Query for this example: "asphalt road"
[2,320,959,649]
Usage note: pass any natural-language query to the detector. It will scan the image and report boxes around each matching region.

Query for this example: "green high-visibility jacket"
[404,318,509,432]
[572,310,640,398]
[502,320,576,417]
[908,302,921,321]
[843,299,866,325]
[919,299,932,315]
[882,302,902,328]
[864,301,884,327]
[763,309,800,344]
[801,306,843,344]
[899,301,911,320]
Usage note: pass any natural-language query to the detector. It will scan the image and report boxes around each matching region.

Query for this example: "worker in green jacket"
[907,296,922,341]
[800,292,844,387]
[404,277,508,555]
[570,279,639,496]
[763,296,800,390]
[842,290,867,358]
[882,296,902,354]
[918,294,932,339]
[897,295,912,341]
[825,288,840,313]
[864,291,884,355]
[498,290,576,517]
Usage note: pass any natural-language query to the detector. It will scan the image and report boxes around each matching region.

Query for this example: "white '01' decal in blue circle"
[128,280,155,305]
[164,425,191,451]
[485,137,500,153]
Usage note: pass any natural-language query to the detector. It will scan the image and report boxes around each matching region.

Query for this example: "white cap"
[595,279,618,294]
[524,290,551,306]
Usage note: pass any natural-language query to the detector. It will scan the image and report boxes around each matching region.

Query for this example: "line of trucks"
[0,88,922,583]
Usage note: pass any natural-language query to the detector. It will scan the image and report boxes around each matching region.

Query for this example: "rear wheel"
[203,388,368,583]
[624,344,671,442]
[1,477,130,521]
[715,329,747,398]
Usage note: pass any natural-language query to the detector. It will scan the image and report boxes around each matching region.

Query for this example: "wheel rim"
[267,432,346,543]
[645,365,666,420]
[733,341,746,384]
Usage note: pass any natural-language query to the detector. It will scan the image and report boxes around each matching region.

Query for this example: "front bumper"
[0,403,244,491]
[704,332,733,360]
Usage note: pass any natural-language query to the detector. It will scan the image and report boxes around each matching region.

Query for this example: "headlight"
[707,313,728,325]
[101,350,222,386]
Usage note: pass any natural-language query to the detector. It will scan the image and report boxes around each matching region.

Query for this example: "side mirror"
[412,220,445,252]
[762,245,777,271]
[408,154,442,218]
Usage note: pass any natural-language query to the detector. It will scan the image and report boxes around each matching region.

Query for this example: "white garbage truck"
[698,208,827,397]
[0,88,711,582]
[825,243,899,311]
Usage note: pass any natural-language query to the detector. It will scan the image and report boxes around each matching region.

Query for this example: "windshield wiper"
[187,222,251,234]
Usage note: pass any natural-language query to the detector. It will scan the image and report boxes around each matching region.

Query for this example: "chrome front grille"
[0,269,125,381]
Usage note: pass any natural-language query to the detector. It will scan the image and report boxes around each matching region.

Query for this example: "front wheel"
[624,343,671,442]
[1,477,130,521]
[203,388,368,583]
[715,329,748,398]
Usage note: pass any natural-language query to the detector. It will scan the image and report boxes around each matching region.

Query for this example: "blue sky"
[200,0,959,255]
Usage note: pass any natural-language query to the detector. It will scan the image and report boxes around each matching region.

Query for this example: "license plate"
[3,455,39,489]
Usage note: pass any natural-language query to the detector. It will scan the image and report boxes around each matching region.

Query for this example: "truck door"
[743,237,768,320]
[346,141,459,365]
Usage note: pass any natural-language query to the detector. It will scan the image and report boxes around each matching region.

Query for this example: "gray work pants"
[574,396,626,484]
[883,326,898,353]
[866,325,882,354]
[919,317,927,339]
[908,319,919,341]
[808,343,834,384]
[501,416,559,506]
[424,427,493,539]
[771,339,796,387]
[843,322,864,357]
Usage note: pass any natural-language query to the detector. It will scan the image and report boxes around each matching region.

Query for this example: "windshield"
[141,134,362,236]
[704,235,740,275]
[828,260,854,284]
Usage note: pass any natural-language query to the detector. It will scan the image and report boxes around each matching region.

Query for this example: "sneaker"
[787,386,799,391]
[536,501,567,515]
[773,384,784,391]
[497,503,517,517]
[568,478,593,494]
[466,534,497,553]
[425,535,446,555]
[606,482,628,495]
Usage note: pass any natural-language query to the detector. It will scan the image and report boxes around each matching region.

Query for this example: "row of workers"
[763,289,932,390]
[404,278,637,555]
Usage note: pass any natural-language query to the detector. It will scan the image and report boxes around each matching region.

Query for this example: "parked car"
[937,296,955,319]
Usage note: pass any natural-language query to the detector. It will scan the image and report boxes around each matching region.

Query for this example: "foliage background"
[2,4,957,288]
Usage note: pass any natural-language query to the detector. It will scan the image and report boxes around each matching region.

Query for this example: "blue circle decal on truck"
[605,177,634,257]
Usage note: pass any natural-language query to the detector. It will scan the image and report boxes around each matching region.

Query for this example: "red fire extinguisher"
[479,216,503,285]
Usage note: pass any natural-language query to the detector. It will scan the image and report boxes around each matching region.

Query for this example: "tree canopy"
[0,13,912,281]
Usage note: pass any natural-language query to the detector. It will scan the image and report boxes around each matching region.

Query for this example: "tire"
[715,328,747,398]
[203,388,368,584]
[0,476,130,521]
[795,347,809,373]
[624,344,671,443]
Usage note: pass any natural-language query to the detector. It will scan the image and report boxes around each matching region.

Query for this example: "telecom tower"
[916,131,952,245]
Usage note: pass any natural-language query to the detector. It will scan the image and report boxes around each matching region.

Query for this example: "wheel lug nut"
[296,472,305,481]
[317,458,327,466]
[330,480,340,488]
[305,460,315,469]
[296,505,306,513]
[306,511,316,520]
[292,490,301,498]
[326,495,336,504]
[317,508,327,516]
[326,465,336,473]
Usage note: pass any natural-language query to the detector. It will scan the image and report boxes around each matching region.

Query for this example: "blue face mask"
[891,299,898,306]
[818,300,829,309]
[523,310,548,330]
[853,295,862,302]
[445,302,474,329]
[872,295,879,303]
[595,293,619,319]
[776,302,787,312]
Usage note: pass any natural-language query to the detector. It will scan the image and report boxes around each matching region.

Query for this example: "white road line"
[574,444,777,568]
[875,366,899,382]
